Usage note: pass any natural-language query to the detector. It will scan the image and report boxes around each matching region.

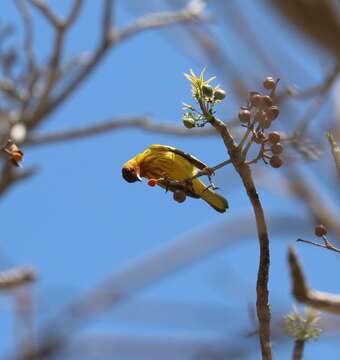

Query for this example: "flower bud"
[182,115,195,129]
[202,84,214,98]
[213,88,226,101]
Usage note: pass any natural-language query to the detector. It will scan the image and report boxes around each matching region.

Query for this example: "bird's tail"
[193,179,229,213]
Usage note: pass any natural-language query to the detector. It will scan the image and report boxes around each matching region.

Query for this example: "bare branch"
[103,0,114,39]
[288,246,340,314]
[27,0,83,126]
[286,169,340,238]
[65,0,83,28]
[29,0,206,127]
[14,0,36,75]
[28,0,61,27]
[297,237,340,253]
[24,116,216,146]
[196,99,272,358]
[14,0,38,111]
[0,163,37,197]
[0,267,36,290]
[327,131,340,179]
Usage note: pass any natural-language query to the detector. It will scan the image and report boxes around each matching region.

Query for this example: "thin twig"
[14,0,38,112]
[29,0,83,125]
[28,0,205,128]
[28,0,61,26]
[297,237,340,253]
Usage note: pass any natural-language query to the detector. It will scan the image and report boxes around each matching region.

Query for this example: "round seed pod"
[271,143,283,155]
[238,109,251,123]
[173,190,186,203]
[263,77,276,90]
[267,106,280,121]
[261,95,273,108]
[269,155,282,168]
[268,131,281,144]
[315,224,327,237]
[250,92,262,107]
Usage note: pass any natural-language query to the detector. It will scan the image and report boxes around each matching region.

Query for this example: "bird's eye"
[122,167,138,183]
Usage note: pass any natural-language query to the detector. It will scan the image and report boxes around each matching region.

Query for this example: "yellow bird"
[122,144,228,213]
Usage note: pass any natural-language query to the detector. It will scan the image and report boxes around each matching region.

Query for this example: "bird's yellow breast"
[138,148,196,180]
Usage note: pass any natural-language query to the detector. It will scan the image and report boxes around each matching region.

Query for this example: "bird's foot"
[203,166,215,177]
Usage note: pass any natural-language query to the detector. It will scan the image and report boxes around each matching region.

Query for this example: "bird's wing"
[149,144,208,170]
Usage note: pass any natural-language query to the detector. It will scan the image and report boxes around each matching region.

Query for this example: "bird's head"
[122,164,142,183]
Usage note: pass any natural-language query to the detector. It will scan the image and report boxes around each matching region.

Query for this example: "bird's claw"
[203,167,215,177]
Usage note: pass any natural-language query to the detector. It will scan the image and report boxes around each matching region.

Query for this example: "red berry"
[269,156,282,168]
[263,77,276,90]
[268,132,281,144]
[147,179,158,187]
[315,224,327,237]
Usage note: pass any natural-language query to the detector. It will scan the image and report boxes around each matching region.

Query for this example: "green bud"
[214,87,226,101]
[202,84,214,98]
[182,113,196,129]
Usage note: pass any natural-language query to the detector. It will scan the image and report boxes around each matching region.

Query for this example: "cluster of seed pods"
[238,76,284,168]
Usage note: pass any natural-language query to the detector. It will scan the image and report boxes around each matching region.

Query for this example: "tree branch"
[327,131,340,179]
[197,100,272,359]
[288,246,340,314]
[24,116,216,146]
[27,0,205,129]
[292,339,304,360]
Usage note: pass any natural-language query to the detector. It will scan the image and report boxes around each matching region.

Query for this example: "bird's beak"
[137,173,142,182]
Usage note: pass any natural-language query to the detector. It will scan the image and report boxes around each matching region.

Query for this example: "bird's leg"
[202,166,217,189]
[202,166,215,178]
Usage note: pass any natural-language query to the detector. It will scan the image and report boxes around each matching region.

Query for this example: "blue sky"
[0,1,339,359]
